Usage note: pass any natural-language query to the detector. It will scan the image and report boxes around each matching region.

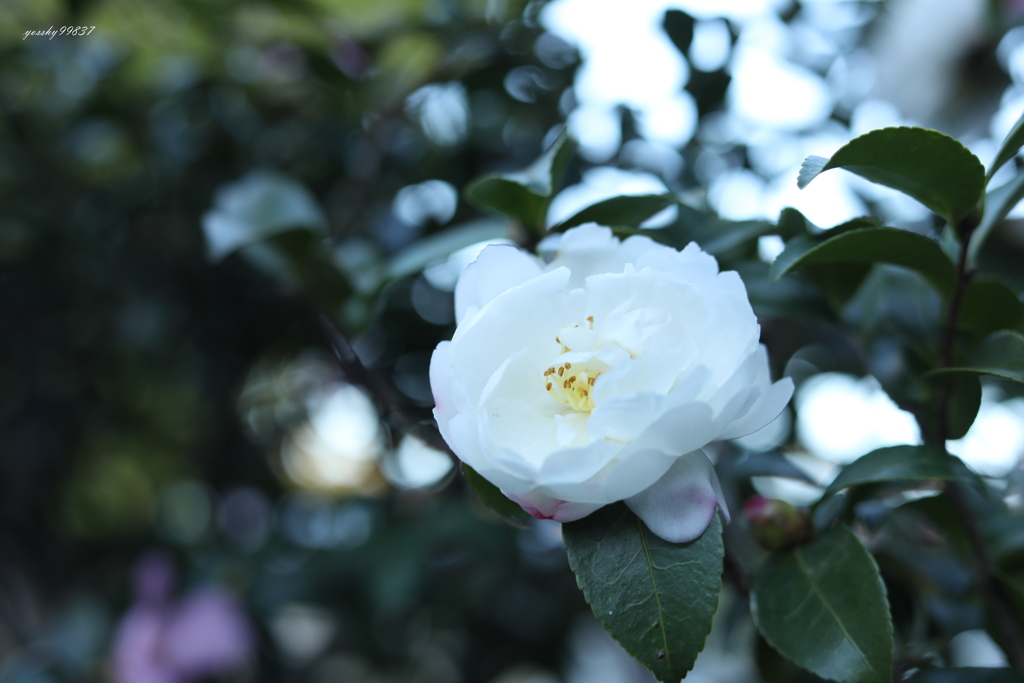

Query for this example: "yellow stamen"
[543,363,602,412]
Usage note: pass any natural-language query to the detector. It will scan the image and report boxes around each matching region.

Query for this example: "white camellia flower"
[429,225,794,543]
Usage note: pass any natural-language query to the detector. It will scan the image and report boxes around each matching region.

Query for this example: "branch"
[936,217,1024,671]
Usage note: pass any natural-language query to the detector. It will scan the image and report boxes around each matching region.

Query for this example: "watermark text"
[23,26,96,40]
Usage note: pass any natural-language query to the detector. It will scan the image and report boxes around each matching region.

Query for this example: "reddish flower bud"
[742,496,808,551]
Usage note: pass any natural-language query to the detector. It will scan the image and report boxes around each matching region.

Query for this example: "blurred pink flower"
[111,552,254,683]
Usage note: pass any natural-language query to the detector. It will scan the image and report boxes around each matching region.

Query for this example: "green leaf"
[464,130,574,230]
[798,156,829,189]
[988,109,1024,180]
[906,668,1024,683]
[959,276,1024,337]
[733,261,830,319]
[386,218,509,282]
[462,465,530,520]
[563,504,724,682]
[699,219,776,257]
[776,208,881,239]
[928,330,1024,385]
[551,194,678,232]
[797,127,985,225]
[728,451,817,484]
[752,525,894,683]
[770,228,956,298]
[943,372,983,440]
[618,205,780,263]
[762,217,886,312]
[202,170,327,261]
[968,168,1024,264]
[826,446,970,494]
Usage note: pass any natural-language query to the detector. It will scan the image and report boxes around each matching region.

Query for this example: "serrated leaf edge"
[798,155,829,189]
[751,527,894,683]
[566,512,724,683]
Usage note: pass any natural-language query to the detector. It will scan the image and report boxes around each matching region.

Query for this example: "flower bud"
[742,496,808,551]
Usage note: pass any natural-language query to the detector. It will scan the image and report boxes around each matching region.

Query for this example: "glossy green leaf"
[826,446,970,494]
[776,206,820,236]
[988,109,1024,180]
[959,277,1024,337]
[464,131,574,229]
[943,372,983,440]
[770,228,956,298]
[805,262,873,310]
[563,505,724,682]
[463,465,530,520]
[968,168,1024,264]
[751,525,893,683]
[552,194,677,232]
[776,208,881,238]
[928,330,1024,385]
[798,127,985,225]
[906,668,1024,683]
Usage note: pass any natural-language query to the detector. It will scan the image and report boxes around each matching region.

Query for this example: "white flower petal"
[535,439,625,495]
[502,489,604,522]
[625,451,729,543]
[446,413,489,475]
[624,401,717,457]
[454,244,544,324]
[430,225,793,544]
[718,346,795,440]
[551,224,662,286]
[451,267,573,402]
[635,240,721,286]
[430,342,471,432]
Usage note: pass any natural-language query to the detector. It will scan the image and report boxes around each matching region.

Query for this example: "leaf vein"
[794,547,882,682]
[638,518,673,674]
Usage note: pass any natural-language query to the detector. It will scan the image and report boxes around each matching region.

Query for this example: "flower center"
[544,361,601,412]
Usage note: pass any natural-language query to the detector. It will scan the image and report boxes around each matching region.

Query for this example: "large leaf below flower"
[563,505,724,683]
[798,127,985,226]
[752,525,893,683]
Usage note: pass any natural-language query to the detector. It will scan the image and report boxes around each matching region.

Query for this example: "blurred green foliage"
[4,0,1024,680]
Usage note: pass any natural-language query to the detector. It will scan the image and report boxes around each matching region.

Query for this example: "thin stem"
[945,480,1024,671]
[936,223,976,442]
[935,218,1024,671]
